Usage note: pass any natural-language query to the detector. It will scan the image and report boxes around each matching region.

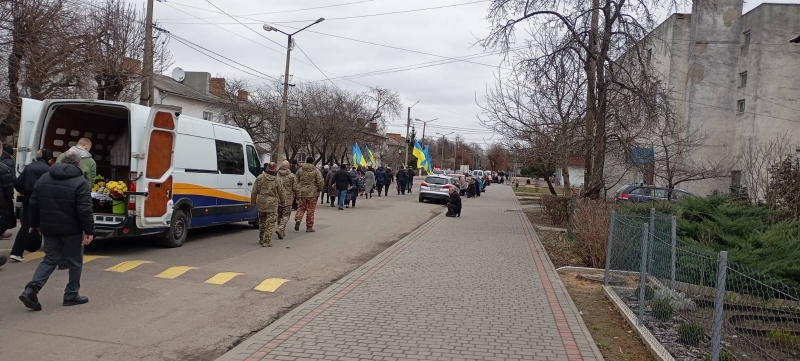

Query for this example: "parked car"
[419,175,457,203]
[614,184,694,203]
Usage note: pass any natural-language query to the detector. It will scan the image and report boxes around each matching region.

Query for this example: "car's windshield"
[425,177,449,185]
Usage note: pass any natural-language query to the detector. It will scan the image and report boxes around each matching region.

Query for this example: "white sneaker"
[9,255,24,262]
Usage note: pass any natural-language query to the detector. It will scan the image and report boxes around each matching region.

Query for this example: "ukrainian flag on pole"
[412,140,427,169]
[354,143,367,167]
[365,145,376,165]
[352,144,358,167]
[422,145,433,173]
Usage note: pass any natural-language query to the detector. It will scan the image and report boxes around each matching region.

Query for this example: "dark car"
[614,184,693,203]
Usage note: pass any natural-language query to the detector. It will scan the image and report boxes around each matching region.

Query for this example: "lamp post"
[436,131,454,171]
[414,118,437,143]
[263,18,325,163]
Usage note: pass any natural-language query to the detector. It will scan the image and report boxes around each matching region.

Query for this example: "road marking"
[106,260,153,273]
[205,272,244,285]
[155,266,198,279]
[23,251,45,262]
[254,278,290,293]
[83,255,109,263]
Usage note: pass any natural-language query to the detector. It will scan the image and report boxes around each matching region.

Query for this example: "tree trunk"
[582,0,600,195]
[545,177,557,195]
[4,5,24,135]
[562,167,572,197]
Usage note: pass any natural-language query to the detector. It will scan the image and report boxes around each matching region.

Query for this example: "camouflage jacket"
[277,168,299,207]
[251,171,284,213]
[295,163,324,198]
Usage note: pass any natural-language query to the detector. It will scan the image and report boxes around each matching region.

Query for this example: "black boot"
[19,287,42,311]
[63,295,89,306]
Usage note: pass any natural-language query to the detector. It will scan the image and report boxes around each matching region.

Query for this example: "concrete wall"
[154,89,215,119]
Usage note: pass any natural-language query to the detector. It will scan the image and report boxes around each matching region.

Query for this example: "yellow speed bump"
[23,251,46,262]
[205,272,244,285]
[106,260,153,273]
[155,266,198,279]
[83,255,109,263]
[254,278,290,293]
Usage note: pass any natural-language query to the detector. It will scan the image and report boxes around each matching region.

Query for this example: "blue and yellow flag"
[354,143,367,167]
[422,145,433,173]
[412,140,427,169]
[352,144,358,167]
[365,145,376,165]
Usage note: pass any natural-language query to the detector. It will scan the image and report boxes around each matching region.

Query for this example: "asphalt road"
[0,190,442,361]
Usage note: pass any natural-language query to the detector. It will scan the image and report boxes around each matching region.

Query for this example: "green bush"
[704,351,734,361]
[678,323,705,346]
[650,300,674,321]
[768,329,800,347]
[635,285,655,301]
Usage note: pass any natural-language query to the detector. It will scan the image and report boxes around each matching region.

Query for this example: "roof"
[153,74,219,103]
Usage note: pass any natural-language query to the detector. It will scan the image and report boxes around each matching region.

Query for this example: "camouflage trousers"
[258,212,278,246]
[295,197,317,228]
[276,205,292,233]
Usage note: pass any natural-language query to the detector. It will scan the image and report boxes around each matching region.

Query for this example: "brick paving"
[219,185,603,361]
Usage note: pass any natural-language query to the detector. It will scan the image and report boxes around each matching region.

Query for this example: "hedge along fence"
[572,198,615,268]
[540,195,570,225]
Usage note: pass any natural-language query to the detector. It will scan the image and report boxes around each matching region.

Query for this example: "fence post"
[710,251,728,361]
[637,223,649,326]
[604,211,617,286]
[670,215,677,291]
[566,195,577,241]
[647,208,656,273]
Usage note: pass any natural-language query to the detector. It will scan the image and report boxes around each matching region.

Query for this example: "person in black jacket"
[333,165,353,210]
[406,167,415,194]
[9,148,52,262]
[19,151,95,311]
[446,187,461,217]
[396,166,408,195]
[375,167,387,197]
[320,165,330,204]
[0,143,16,239]
[385,167,394,196]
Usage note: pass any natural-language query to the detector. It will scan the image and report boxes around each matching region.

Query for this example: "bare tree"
[487,143,510,171]
[210,78,279,147]
[739,136,794,204]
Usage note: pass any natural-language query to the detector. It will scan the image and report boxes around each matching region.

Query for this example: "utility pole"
[277,35,292,163]
[139,0,154,106]
[404,101,419,168]
[454,135,460,170]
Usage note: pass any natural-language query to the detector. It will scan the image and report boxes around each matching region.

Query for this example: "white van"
[16,98,261,247]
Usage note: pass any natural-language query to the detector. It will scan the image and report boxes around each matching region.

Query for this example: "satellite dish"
[171,67,186,82]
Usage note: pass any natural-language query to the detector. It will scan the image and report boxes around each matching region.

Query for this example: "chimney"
[183,72,211,93]
[369,122,378,132]
[237,90,249,101]
[209,77,226,97]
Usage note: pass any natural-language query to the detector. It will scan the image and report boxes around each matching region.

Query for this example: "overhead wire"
[295,41,342,91]
[159,0,376,20]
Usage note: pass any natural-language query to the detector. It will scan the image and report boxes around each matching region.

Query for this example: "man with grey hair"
[19,151,95,311]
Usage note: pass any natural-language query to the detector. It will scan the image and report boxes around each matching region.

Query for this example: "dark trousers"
[26,233,83,298]
[407,180,413,193]
[447,204,461,217]
[0,197,16,234]
[10,198,30,257]
[376,183,386,196]
[320,191,328,204]
[397,180,407,195]
[337,189,348,209]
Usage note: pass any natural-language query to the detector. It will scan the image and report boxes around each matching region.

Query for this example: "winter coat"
[334,168,352,191]
[375,168,387,185]
[295,163,324,198]
[321,168,329,191]
[407,169,415,181]
[0,159,14,215]
[364,170,375,192]
[14,159,51,201]
[56,146,97,185]
[251,171,285,214]
[0,151,15,195]
[277,168,299,207]
[29,163,95,237]
[349,170,361,195]
[386,169,394,184]
[325,169,338,195]
[448,191,462,208]
[396,169,408,181]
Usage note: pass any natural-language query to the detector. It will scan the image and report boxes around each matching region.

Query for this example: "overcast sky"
[152,0,799,147]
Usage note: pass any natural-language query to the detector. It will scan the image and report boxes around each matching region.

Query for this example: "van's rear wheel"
[161,210,188,248]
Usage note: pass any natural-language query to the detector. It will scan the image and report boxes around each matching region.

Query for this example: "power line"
[160,0,376,20]
[295,41,342,91]
[169,36,276,82]
[202,0,287,50]
[160,0,490,24]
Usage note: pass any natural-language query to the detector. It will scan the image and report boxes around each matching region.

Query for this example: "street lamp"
[263,18,325,163]
[414,118,437,143]
[435,131,454,170]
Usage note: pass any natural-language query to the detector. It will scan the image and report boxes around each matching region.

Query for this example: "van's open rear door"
[16,99,45,175]
[136,108,178,228]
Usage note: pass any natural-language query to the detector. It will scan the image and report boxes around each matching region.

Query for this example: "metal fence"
[604,210,800,361]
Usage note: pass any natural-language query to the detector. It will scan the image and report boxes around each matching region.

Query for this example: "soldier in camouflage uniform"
[251,162,285,247]
[276,160,298,239]
[294,157,325,232]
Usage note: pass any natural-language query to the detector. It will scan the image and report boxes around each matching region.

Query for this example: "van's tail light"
[128,175,137,211]
[618,193,629,200]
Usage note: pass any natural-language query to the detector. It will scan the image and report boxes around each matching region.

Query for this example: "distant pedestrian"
[276,160,298,240]
[348,167,360,208]
[56,138,96,185]
[326,164,339,207]
[289,159,299,210]
[251,162,285,247]
[385,167,394,196]
[0,143,16,240]
[364,166,375,199]
[476,177,483,197]
[406,167,415,194]
[9,149,52,262]
[396,166,408,195]
[375,166,387,197]
[446,187,461,217]
[334,165,352,210]
[19,151,95,311]
[467,178,477,198]
[320,165,330,204]
[294,157,324,232]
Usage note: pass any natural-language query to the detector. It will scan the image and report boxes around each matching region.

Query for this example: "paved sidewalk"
[219,185,603,361]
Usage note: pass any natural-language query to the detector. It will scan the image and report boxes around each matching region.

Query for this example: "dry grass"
[573,199,615,268]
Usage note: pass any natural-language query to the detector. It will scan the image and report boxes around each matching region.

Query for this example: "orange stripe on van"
[173,183,251,202]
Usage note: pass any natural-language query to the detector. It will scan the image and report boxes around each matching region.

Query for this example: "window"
[731,170,742,187]
[630,187,651,196]
[424,176,449,185]
[215,140,244,175]
[744,30,751,44]
[203,111,214,121]
[246,145,261,176]
[737,99,746,113]
[739,72,747,87]
[652,188,667,199]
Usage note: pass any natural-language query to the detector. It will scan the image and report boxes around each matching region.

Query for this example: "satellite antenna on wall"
[171,67,186,82]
